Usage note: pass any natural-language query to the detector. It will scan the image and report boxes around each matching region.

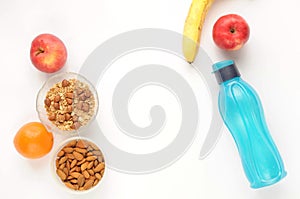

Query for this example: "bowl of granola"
[36,72,99,134]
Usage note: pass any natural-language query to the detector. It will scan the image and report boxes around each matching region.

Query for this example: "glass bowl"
[36,72,99,135]
[51,136,106,194]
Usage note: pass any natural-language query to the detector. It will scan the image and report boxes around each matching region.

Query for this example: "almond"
[57,169,67,181]
[56,159,59,168]
[66,153,75,159]
[86,156,97,161]
[93,160,99,167]
[88,169,94,176]
[95,173,102,180]
[87,146,93,152]
[57,150,64,157]
[81,162,89,171]
[63,147,74,153]
[63,167,69,176]
[70,172,81,178]
[70,159,77,168]
[92,150,102,156]
[59,163,66,170]
[94,162,105,172]
[70,179,78,184]
[97,156,103,162]
[66,161,70,171]
[78,175,85,187]
[76,140,87,149]
[77,159,86,166]
[93,179,99,186]
[73,151,84,161]
[88,176,96,181]
[66,140,77,147]
[87,161,94,170]
[75,167,81,172]
[70,167,76,173]
[83,179,94,190]
[58,156,67,165]
[83,170,90,179]
[75,147,87,155]
[73,184,79,190]
[87,152,93,156]
[100,169,105,177]
[90,142,99,150]
[64,182,74,190]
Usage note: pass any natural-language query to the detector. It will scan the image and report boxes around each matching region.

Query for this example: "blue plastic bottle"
[213,60,286,189]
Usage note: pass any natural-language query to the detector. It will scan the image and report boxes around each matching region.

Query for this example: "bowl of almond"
[52,137,105,193]
[36,72,99,135]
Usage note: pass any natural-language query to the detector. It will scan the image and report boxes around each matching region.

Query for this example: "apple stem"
[230,28,235,34]
[35,47,45,56]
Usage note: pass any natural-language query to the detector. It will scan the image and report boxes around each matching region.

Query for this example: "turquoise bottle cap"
[212,60,240,84]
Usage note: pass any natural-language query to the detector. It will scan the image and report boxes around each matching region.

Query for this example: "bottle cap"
[212,60,241,84]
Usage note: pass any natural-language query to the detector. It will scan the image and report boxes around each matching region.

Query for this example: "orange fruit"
[14,122,54,159]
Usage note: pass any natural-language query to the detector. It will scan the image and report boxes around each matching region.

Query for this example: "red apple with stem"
[30,33,67,73]
[213,14,250,51]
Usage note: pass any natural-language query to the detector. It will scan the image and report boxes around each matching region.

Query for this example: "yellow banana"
[183,0,214,63]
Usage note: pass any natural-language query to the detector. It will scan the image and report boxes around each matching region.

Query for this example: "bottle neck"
[214,62,241,85]
[221,76,241,86]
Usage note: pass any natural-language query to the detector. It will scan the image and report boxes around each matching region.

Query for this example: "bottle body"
[218,77,286,188]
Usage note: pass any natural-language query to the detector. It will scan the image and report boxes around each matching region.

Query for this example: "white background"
[0,0,298,198]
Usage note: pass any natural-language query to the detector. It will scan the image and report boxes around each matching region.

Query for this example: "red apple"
[30,33,67,73]
[212,14,250,51]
